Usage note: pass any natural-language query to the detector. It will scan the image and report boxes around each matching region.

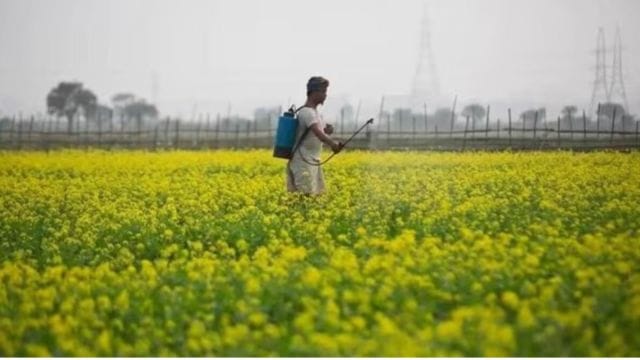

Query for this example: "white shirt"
[293,107,324,162]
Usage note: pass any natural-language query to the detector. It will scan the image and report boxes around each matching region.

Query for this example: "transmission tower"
[608,26,629,112]
[589,27,609,118]
[411,3,440,104]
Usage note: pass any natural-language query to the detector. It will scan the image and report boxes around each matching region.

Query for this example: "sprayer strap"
[289,125,312,161]
[285,105,310,160]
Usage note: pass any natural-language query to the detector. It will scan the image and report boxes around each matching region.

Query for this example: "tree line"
[32,80,637,136]
[45,82,158,134]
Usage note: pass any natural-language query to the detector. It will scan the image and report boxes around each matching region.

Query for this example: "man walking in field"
[286,76,343,195]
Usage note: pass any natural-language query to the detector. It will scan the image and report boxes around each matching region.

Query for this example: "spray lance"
[273,105,374,166]
[306,117,375,166]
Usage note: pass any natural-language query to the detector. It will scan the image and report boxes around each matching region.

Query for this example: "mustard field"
[0,149,639,356]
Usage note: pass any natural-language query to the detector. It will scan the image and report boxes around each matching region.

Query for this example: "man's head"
[306,76,329,105]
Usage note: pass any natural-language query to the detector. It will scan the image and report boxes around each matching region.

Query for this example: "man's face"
[315,87,328,105]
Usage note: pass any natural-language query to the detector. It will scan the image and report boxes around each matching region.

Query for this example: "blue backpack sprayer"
[273,105,374,165]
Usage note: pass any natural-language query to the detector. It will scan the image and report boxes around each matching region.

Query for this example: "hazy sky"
[0,0,639,120]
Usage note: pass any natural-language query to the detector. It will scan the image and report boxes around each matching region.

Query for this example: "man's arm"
[310,123,342,153]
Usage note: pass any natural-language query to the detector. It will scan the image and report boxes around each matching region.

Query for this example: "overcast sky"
[0,0,639,120]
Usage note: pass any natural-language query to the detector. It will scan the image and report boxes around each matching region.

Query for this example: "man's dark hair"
[306,76,329,96]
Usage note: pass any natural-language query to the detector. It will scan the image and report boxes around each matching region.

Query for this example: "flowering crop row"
[0,150,639,356]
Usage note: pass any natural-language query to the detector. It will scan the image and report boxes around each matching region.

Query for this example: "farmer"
[286,76,343,195]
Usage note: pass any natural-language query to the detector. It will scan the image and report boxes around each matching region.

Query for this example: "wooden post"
[46,117,53,149]
[387,113,391,145]
[8,117,15,148]
[557,116,561,148]
[569,112,573,140]
[412,115,417,146]
[471,113,475,139]
[582,110,587,142]
[215,113,220,148]
[485,105,490,139]
[76,115,80,148]
[424,103,429,139]
[28,116,34,146]
[533,111,538,140]
[235,122,241,148]
[17,117,23,150]
[195,115,202,147]
[449,114,454,138]
[253,116,258,148]
[340,110,344,136]
[205,114,211,149]
[85,116,90,150]
[246,121,251,149]
[106,115,112,150]
[463,116,470,150]
[610,107,617,145]
[153,123,159,151]
[568,113,573,143]
[98,114,103,147]
[174,119,180,150]
[596,103,601,140]
[508,109,512,147]
[378,96,385,128]
[353,100,361,133]
[164,118,170,147]
[449,96,457,139]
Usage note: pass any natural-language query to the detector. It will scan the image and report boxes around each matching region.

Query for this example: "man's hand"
[330,141,343,153]
[324,123,334,135]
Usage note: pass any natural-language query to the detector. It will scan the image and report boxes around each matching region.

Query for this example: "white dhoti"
[285,106,327,195]
[286,156,325,195]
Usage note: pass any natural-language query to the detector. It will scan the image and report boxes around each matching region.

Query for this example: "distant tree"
[432,108,454,130]
[520,108,546,128]
[392,108,412,132]
[598,102,626,121]
[461,104,485,129]
[595,103,626,131]
[112,93,135,107]
[123,100,158,130]
[537,108,547,123]
[0,117,11,130]
[561,105,578,119]
[46,82,98,134]
[621,114,636,132]
[93,104,113,128]
[110,93,159,129]
[560,105,579,130]
[111,93,135,123]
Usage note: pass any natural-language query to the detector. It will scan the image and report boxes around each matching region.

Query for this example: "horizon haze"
[0,0,639,122]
